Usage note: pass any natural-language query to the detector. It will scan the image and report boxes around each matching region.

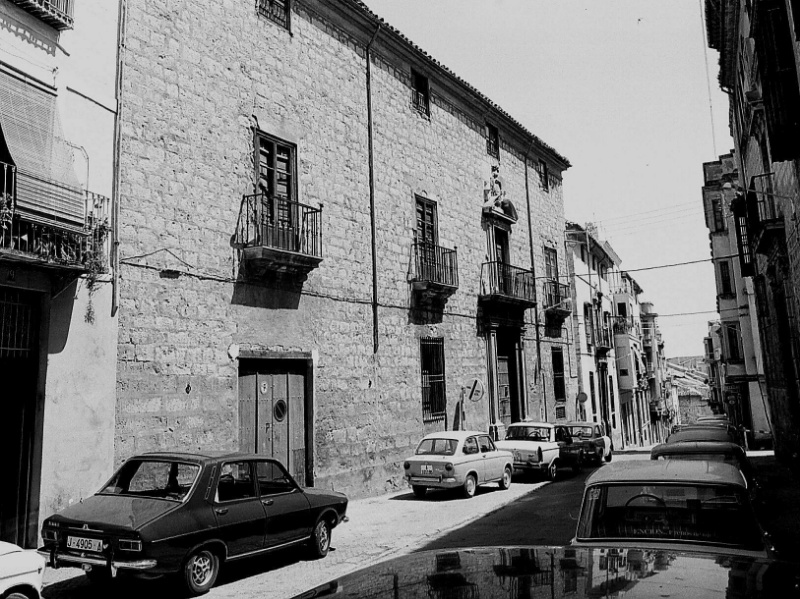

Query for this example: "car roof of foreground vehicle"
[132,451,279,463]
[507,421,553,428]
[419,430,490,441]
[651,440,744,458]
[584,459,747,488]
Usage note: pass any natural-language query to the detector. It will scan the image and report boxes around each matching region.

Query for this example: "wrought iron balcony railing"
[594,326,613,350]
[8,0,73,30]
[236,193,322,258]
[542,279,570,310]
[411,90,430,116]
[479,261,535,305]
[613,316,634,334]
[1,163,109,272]
[412,241,458,288]
[747,173,785,253]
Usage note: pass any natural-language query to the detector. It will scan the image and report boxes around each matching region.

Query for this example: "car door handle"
[215,508,229,515]
[261,499,274,506]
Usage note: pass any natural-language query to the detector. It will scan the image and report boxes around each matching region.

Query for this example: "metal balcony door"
[494,229,510,294]
[0,287,40,547]
[239,362,306,485]
[416,196,438,281]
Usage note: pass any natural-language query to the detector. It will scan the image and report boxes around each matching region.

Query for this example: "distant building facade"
[113,0,577,499]
[0,0,117,546]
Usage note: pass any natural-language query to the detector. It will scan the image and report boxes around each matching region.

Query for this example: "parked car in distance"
[572,460,774,558]
[38,452,348,596]
[404,431,513,498]
[666,425,740,445]
[650,440,758,499]
[564,421,612,464]
[0,541,46,599]
[495,421,582,480]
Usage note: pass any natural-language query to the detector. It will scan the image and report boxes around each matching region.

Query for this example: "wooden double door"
[238,360,308,486]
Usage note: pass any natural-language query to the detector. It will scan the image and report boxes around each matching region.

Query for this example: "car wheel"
[182,548,219,596]
[412,485,427,498]
[309,518,332,559]
[548,459,559,481]
[462,474,477,498]
[499,466,512,490]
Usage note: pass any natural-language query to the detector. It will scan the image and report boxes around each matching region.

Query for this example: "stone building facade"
[114,0,577,497]
[0,0,118,547]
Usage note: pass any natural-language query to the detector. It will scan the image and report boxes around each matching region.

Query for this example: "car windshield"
[505,426,550,441]
[576,483,763,549]
[569,426,594,439]
[415,438,458,456]
[98,459,200,502]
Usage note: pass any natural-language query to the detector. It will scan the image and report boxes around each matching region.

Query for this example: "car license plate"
[421,464,433,474]
[67,536,103,553]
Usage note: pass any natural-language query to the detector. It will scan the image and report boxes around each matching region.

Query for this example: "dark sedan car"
[38,452,348,595]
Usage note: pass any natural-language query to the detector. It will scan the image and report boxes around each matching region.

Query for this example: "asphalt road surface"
[417,466,593,552]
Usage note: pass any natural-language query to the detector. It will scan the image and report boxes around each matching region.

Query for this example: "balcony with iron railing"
[613,316,634,335]
[1,163,109,273]
[410,240,458,303]
[479,261,535,307]
[747,173,785,254]
[8,0,73,29]
[594,325,613,352]
[411,90,430,117]
[542,279,571,317]
[234,192,322,279]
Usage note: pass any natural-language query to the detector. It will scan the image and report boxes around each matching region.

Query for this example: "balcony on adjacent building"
[542,279,571,317]
[1,163,109,273]
[8,0,73,30]
[410,240,458,303]
[479,261,535,307]
[747,173,785,254]
[594,325,613,352]
[235,193,322,279]
[613,315,634,335]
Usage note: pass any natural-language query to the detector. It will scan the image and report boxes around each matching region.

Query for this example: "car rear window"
[416,438,458,456]
[505,426,550,441]
[569,426,594,439]
[655,453,737,466]
[576,483,763,549]
[99,460,200,501]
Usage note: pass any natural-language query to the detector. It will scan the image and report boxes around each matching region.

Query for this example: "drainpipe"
[110,0,128,317]
[366,24,381,354]
[524,139,546,421]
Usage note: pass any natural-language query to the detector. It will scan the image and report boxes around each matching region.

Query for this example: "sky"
[361,0,734,358]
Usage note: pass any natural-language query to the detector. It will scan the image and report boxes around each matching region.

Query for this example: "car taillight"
[42,529,58,542]
[119,539,142,552]
[445,463,453,471]
[404,462,410,469]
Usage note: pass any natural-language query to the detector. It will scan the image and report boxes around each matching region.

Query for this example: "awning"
[0,68,84,224]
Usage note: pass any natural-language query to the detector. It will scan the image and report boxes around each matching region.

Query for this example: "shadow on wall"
[230,269,303,309]
[48,279,78,353]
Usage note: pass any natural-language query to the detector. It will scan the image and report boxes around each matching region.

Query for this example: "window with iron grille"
[555,405,566,420]
[258,0,291,29]
[719,261,733,295]
[552,346,566,401]
[539,159,550,192]
[584,303,594,347]
[411,70,430,117]
[485,123,499,159]
[420,337,447,422]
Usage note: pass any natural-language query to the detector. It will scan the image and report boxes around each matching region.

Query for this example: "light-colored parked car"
[0,541,45,599]
[564,421,612,464]
[403,431,513,499]
[572,460,775,558]
[495,421,582,480]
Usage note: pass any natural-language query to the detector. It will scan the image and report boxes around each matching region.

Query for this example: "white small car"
[0,541,45,599]
[496,421,582,480]
[403,431,513,498]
